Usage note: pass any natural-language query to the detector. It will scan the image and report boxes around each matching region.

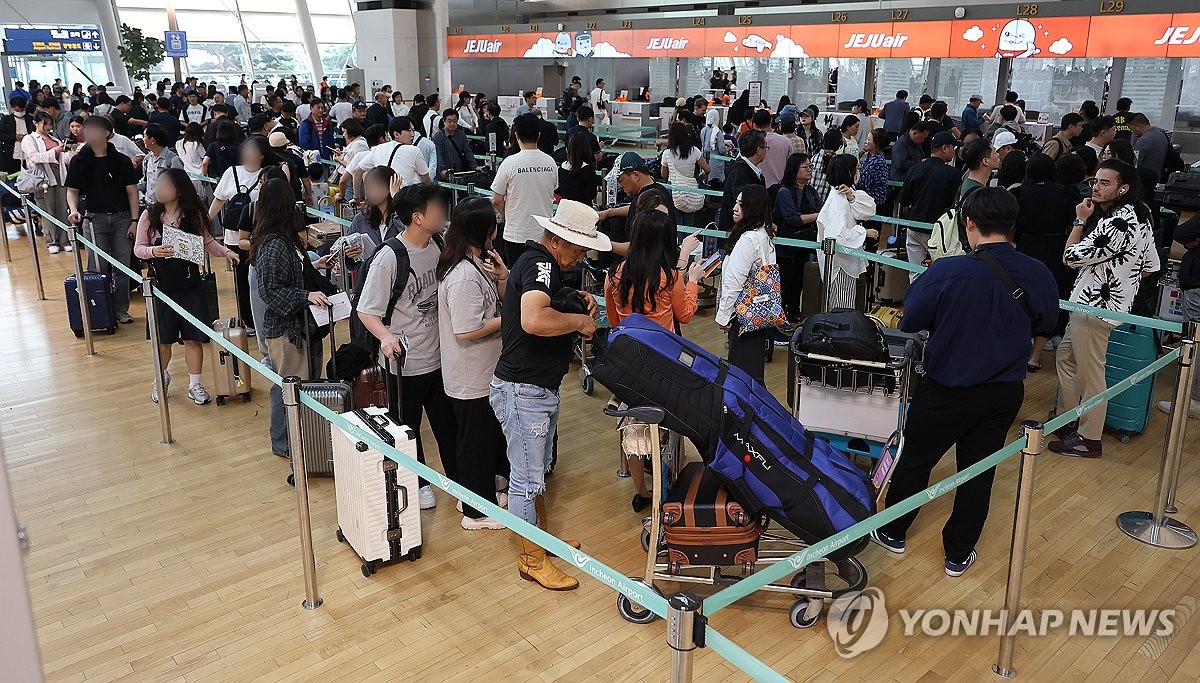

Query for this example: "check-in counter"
[496,95,554,124]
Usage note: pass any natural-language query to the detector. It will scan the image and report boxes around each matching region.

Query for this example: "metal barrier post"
[819,238,836,313]
[1117,327,1198,549]
[667,591,703,682]
[20,194,45,300]
[0,199,10,262]
[283,376,323,610]
[67,226,95,356]
[994,421,1044,678]
[1165,322,1199,514]
[141,277,174,445]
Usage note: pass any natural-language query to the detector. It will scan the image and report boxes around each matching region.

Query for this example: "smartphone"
[701,250,724,277]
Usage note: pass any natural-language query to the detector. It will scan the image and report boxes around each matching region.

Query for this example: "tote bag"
[733,236,786,335]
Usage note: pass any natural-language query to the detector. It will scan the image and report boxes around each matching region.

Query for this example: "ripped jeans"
[489,378,559,526]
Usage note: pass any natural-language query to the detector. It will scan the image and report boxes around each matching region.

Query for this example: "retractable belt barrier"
[4,175,1190,682]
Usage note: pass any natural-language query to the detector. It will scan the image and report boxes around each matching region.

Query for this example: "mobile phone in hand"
[701,250,724,277]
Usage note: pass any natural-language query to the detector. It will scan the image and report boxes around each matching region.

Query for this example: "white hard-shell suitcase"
[333,406,423,576]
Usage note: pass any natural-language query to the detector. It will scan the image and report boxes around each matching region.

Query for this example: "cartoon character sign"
[575,30,594,57]
[996,19,1040,58]
[554,31,573,57]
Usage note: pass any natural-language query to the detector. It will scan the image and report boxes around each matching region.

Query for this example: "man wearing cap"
[492,114,558,265]
[268,129,311,203]
[351,100,369,125]
[961,95,989,132]
[598,151,678,240]
[64,115,139,322]
[898,131,962,272]
[992,129,1019,164]
[489,199,611,591]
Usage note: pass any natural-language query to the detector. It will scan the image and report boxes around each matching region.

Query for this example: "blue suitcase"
[65,272,118,338]
[1104,323,1159,442]
[592,314,874,560]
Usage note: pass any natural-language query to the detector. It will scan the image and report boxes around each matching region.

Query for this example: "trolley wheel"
[335,527,345,543]
[1119,433,1131,444]
[406,546,422,561]
[581,374,594,395]
[615,578,662,625]
[640,528,651,552]
[286,473,295,487]
[361,561,377,577]
[216,396,226,406]
[790,599,821,629]
[242,393,251,403]
[106,327,117,335]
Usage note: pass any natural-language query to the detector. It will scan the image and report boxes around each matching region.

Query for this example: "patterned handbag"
[734,256,787,335]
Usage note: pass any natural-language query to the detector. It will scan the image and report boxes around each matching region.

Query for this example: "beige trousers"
[1055,313,1115,440]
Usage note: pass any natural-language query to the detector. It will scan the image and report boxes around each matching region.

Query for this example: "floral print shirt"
[1064,203,1159,326]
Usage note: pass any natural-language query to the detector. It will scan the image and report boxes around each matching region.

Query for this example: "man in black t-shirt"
[268,130,312,204]
[490,199,611,592]
[64,116,140,323]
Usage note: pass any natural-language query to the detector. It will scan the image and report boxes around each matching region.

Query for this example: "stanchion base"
[301,597,323,610]
[160,439,176,446]
[1166,505,1179,514]
[992,663,1015,678]
[616,469,631,478]
[1116,511,1198,549]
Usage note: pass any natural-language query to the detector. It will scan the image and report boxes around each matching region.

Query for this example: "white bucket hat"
[534,200,612,252]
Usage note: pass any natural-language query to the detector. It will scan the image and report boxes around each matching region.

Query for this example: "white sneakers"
[187,384,212,405]
[47,245,60,254]
[461,516,505,530]
[151,371,171,404]
[457,492,508,513]
[63,244,73,252]
[1158,400,1200,419]
[418,485,436,510]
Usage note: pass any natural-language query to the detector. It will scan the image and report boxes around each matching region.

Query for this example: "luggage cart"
[609,404,904,630]
[789,325,922,462]
[575,259,609,395]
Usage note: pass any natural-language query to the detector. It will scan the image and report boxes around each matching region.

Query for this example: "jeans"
[490,378,559,526]
[266,335,309,456]
[879,379,1025,563]
[86,211,133,315]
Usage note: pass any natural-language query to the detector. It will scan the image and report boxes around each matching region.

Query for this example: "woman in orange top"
[605,209,703,511]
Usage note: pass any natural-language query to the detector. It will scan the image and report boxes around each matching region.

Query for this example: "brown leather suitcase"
[662,462,762,572]
[306,221,342,249]
[352,364,388,409]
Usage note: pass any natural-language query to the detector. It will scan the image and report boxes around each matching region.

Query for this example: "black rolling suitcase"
[65,272,118,337]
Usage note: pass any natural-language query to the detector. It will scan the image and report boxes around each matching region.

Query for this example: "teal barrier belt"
[838,244,925,274]
[701,345,1181,615]
[308,206,353,228]
[660,183,723,198]
[68,225,671,622]
[706,628,791,683]
[868,214,932,231]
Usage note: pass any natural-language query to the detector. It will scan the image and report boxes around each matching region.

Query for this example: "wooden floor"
[4,225,1200,683]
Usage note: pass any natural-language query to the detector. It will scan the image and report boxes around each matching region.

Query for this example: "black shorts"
[146,285,210,344]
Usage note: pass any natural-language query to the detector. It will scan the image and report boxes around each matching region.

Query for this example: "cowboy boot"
[515,534,578,591]
[535,495,580,550]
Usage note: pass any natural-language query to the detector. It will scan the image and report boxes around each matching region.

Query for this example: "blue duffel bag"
[592,314,873,560]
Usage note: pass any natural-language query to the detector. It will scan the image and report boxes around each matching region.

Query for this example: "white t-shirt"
[214,165,264,202]
[329,101,353,123]
[180,103,208,124]
[662,147,702,170]
[296,103,312,121]
[423,110,441,136]
[341,136,369,169]
[111,134,143,161]
[491,148,557,244]
[356,237,442,376]
[589,88,607,108]
[437,254,501,399]
[391,103,409,118]
[349,141,429,187]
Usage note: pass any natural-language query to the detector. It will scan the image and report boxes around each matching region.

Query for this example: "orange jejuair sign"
[447,13,1200,59]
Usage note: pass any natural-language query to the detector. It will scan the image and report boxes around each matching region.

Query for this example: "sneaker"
[870,529,906,554]
[1043,336,1061,352]
[945,550,977,577]
[187,384,212,405]
[117,313,134,324]
[151,371,171,404]
[418,485,436,510]
[457,492,508,513]
[246,327,257,338]
[63,244,73,252]
[1048,433,1103,459]
[1158,400,1200,419]
[47,245,60,254]
[460,515,505,530]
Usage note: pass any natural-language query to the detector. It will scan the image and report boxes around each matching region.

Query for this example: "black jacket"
[897,157,961,228]
[718,159,765,233]
[366,103,390,128]
[0,111,33,171]
[1178,214,1200,291]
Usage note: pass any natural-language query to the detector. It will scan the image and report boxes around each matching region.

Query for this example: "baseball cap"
[969,94,983,102]
[268,130,290,148]
[352,101,368,110]
[618,151,648,174]
[798,108,813,119]
[930,131,961,148]
[852,98,870,112]
[992,130,1018,149]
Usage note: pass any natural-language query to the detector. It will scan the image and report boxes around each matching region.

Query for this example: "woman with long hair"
[798,108,822,155]
[210,135,285,332]
[996,149,1027,190]
[253,178,334,456]
[347,165,403,252]
[857,129,890,206]
[728,89,750,131]
[176,122,206,179]
[837,115,861,156]
[716,184,777,385]
[606,210,702,509]
[133,169,239,405]
[557,131,600,206]
[455,91,478,134]
[435,196,511,531]
[202,119,241,180]
[817,154,878,310]
[774,152,822,321]
[659,122,710,221]
[1012,153,1077,370]
[21,112,71,252]
[777,95,798,120]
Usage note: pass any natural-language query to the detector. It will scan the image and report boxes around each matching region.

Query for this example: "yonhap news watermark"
[826,588,1184,658]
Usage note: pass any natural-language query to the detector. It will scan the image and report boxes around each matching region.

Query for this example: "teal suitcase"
[1103,324,1159,442]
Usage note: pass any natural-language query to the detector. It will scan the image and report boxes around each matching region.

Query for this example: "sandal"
[1026,362,1042,372]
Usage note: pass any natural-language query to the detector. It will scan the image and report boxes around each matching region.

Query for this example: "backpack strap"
[385,142,402,170]
[969,248,1035,321]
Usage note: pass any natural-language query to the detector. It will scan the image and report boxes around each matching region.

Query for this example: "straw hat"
[534,200,612,252]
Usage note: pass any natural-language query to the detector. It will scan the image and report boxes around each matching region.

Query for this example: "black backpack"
[221,166,254,228]
[1163,139,1186,177]
[796,308,891,387]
